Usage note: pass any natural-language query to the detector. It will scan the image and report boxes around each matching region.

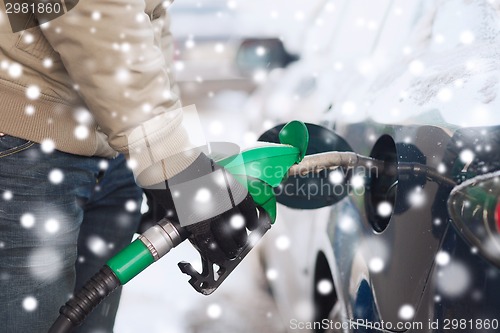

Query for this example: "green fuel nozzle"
[218,120,309,223]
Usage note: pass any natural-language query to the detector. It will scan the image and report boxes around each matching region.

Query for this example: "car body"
[253,0,500,332]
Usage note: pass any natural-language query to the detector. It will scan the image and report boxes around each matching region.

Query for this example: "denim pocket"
[0,135,34,158]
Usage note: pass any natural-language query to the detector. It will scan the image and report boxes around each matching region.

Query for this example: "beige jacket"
[0,0,193,184]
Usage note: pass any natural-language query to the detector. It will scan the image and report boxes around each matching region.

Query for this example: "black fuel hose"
[48,266,121,333]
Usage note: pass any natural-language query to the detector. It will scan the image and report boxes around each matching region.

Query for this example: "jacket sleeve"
[40,0,196,185]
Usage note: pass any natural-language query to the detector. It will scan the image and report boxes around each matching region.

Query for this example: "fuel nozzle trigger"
[178,121,309,295]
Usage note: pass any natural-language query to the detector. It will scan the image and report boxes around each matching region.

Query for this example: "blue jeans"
[0,135,143,333]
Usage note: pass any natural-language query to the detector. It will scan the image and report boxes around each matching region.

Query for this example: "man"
[0,0,256,332]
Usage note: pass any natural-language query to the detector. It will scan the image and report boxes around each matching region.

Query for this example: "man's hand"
[146,153,260,264]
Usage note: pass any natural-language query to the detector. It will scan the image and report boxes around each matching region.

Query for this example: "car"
[250,0,500,332]
[168,0,311,107]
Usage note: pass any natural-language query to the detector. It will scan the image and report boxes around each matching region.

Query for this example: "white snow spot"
[0,241,5,249]
[256,46,266,56]
[195,188,211,203]
[22,296,38,312]
[227,0,237,9]
[87,235,109,257]
[329,170,344,184]
[409,60,425,76]
[275,235,290,250]
[91,11,101,20]
[49,169,64,184]
[357,59,374,76]
[141,103,152,113]
[263,120,274,130]
[294,10,305,21]
[317,279,333,295]
[266,269,278,281]
[74,125,89,140]
[206,304,222,319]
[434,295,441,302]
[127,159,138,170]
[408,187,425,207]
[437,88,453,102]
[434,34,445,44]
[214,43,225,53]
[28,248,62,281]
[465,60,477,71]
[174,61,185,72]
[454,79,464,87]
[398,304,415,320]
[26,85,41,100]
[20,213,36,229]
[341,101,357,115]
[230,214,245,229]
[8,63,22,78]
[74,108,93,125]
[25,105,35,116]
[459,149,474,164]
[185,39,195,49]
[377,201,393,217]
[23,33,34,44]
[99,160,109,170]
[115,68,131,83]
[367,20,378,31]
[436,251,450,266]
[44,218,60,234]
[437,261,471,297]
[460,30,475,44]
[253,70,267,83]
[213,172,227,188]
[2,190,13,201]
[120,43,130,53]
[325,2,335,11]
[369,257,385,273]
[125,200,138,212]
[351,174,365,189]
[135,13,145,23]
[41,139,55,153]
[437,163,446,173]
[42,58,53,68]
[338,216,357,233]
[356,17,365,27]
